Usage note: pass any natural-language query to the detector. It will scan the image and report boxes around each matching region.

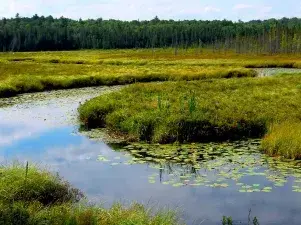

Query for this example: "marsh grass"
[0,61,256,97]
[1,48,301,62]
[2,49,301,97]
[262,121,301,159]
[0,202,179,225]
[0,164,180,225]
[222,216,260,225]
[0,163,83,205]
[79,76,301,145]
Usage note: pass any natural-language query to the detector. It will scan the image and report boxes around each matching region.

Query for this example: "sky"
[0,0,300,21]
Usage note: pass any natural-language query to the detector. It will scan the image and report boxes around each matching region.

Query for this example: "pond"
[1,87,301,225]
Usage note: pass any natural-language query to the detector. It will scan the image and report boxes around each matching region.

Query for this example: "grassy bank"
[0,62,255,98]
[262,121,301,160]
[78,76,301,145]
[2,49,301,98]
[0,163,82,205]
[0,164,180,225]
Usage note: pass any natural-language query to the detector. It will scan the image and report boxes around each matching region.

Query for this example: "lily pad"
[173,183,184,187]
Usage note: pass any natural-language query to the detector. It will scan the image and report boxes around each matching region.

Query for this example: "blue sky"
[0,0,300,21]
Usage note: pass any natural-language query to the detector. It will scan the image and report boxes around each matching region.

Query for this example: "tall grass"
[262,121,301,159]
[0,202,179,225]
[2,48,301,97]
[0,62,256,98]
[1,48,301,62]
[79,76,301,145]
[0,164,180,225]
[0,163,83,205]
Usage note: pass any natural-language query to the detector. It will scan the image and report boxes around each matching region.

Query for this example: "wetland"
[1,77,301,224]
[2,50,301,224]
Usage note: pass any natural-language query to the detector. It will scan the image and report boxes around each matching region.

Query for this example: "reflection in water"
[255,68,301,77]
[1,88,301,224]
[103,142,301,194]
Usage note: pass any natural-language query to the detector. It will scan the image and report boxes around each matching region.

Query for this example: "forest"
[1,14,301,54]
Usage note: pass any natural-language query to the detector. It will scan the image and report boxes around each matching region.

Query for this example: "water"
[1,87,301,225]
[255,68,301,77]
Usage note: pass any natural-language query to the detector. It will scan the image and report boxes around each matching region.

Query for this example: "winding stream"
[254,68,301,77]
[1,86,301,225]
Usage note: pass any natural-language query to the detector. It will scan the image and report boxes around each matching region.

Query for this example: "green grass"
[0,164,180,225]
[0,61,255,98]
[78,76,301,145]
[0,163,83,205]
[262,121,301,159]
[1,48,301,63]
[0,202,179,225]
[2,48,301,98]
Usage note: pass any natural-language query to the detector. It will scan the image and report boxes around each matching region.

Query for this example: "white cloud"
[0,86,108,147]
[0,0,225,20]
[232,3,273,21]
[0,119,57,147]
[254,6,273,20]
[0,0,37,18]
[233,4,254,10]
[260,6,273,14]
[204,6,221,13]
[53,1,223,20]
[0,0,292,23]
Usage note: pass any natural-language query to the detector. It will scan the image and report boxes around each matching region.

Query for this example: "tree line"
[1,14,301,54]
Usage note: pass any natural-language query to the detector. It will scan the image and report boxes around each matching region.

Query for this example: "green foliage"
[0,65,255,98]
[262,121,301,159]
[0,202,30,225]
[222,216,233,225]
[79,76,301,144]
[2,49,301,98]
[0,201,179,225]
[222,216,260,225]
[253,217,260,225]
[0,164,83,205]
[1,15,301,55]
[0,164,180,225]
[188,93,196,114]
[158,94,162,111]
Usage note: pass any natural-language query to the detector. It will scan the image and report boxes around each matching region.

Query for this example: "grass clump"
[79,76,301,144]
[0,164,180,225]
[0,163,83,205]
[262,121,301,159]
[0,202,179,225]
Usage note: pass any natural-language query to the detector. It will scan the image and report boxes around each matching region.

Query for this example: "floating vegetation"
[97,155,110,162]
[96,140,301,193]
